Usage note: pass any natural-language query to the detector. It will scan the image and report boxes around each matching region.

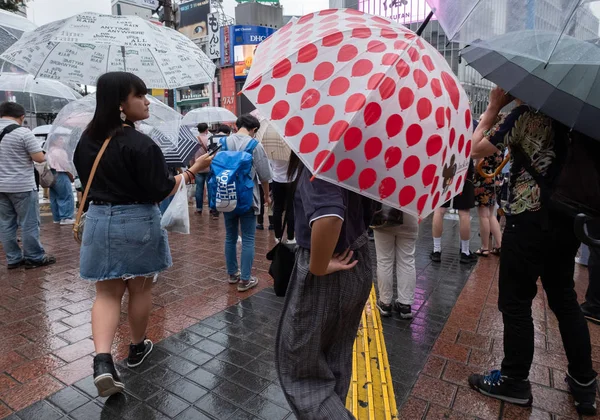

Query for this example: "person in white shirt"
[46,137,75,225]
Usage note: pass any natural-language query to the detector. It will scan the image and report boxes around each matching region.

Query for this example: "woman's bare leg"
[127,276,154,344]
[92,279,127,354]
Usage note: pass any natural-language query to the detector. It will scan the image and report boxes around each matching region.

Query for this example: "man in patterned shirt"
[467,88,597,415]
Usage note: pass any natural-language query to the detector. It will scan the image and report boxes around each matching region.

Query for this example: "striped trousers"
[276,234,372,420]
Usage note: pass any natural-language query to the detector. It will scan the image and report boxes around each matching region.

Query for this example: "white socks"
[433,237,442,253]
[461,239,471,255]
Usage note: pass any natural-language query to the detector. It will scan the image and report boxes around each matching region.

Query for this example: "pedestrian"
[581,222,600,324]
[430,158,478,264]
[473,114,505,257]
[276,153,373,420]
[373,208,419,319]
[270,158,295,244]
[46,137,75,225]
[73,72,213,398]
[221,114,272,292]
[257,183,274,231]
[194,122,210,215]
[0,101,56,270]
[469,87,597,415]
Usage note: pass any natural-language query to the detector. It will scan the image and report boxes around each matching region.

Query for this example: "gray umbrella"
[461,30,600,141]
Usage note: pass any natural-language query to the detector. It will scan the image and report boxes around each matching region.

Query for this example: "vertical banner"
[220,67,236,115]
[220,26,232,67]
[207,12,221,60]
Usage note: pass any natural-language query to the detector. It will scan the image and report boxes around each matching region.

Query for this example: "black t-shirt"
[73,123,175,204]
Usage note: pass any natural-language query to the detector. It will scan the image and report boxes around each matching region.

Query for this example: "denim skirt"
[79,204,172,281]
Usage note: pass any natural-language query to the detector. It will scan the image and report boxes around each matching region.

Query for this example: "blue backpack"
[208,137,258,215]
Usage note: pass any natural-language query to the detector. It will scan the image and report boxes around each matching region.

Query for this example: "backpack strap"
[0,124,21,143]
[219,136,229,151]
[245,139,259,154]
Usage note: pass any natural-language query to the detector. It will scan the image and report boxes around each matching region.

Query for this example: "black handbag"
[266,217,296,297]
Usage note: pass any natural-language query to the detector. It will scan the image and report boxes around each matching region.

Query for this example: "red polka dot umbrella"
[241,8,473,219]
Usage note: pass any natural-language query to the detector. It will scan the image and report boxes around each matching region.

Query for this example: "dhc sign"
[221,25,276,77]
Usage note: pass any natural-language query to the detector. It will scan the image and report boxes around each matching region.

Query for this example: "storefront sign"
[207,12,220,60]
[358,0,435,25]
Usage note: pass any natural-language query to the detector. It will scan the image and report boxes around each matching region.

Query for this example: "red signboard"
[220,67,236,115]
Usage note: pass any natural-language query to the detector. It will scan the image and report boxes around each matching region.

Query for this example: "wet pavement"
[402,249,600,420]
[0,206,595,419]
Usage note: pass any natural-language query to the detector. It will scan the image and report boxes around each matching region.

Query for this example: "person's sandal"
[475,249,490,257]
[491,247,501,255]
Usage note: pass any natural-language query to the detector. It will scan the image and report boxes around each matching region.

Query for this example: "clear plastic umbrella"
[425,0,600,64]
[0,12,215,89]
[182,106,238,126]
[0,72,82,114]
[0,9,36,71]
[45,93,197,174]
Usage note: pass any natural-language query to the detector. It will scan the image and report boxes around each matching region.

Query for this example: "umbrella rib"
[33,42,62,80]
[545,0,583,67]
[451,0,483,41]
[106,45,111,74]
[147,47,170,89]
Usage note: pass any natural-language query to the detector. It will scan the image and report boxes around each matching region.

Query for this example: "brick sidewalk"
[401,255,599,419]
[0,211,275,418]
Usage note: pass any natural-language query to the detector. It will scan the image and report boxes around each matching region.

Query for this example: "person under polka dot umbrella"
[241,8,473,221]
[241,9,475,420]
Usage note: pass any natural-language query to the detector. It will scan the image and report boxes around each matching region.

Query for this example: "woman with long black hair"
[276,153,374,419]
[73,72,213,397]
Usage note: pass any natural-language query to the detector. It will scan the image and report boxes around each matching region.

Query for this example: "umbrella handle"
[477,153,510,179]
[574,214,600,248]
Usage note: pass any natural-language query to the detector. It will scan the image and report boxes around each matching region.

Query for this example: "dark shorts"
[442,180,475,210]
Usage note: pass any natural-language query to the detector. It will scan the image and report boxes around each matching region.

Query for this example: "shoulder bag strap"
[74,136,112,230]
[0,124,21,143]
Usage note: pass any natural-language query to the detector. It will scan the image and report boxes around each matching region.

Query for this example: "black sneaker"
[430,251,441,262]
[565,373,597,416]
[93,354,125,398]
[24,254,56,269]
[468,370,532,406]
[268,224,274,231]
[460,252,478,264]
[581,303,600,325]
[376,300,392,317]
[7,260,24,269]
[127,338,153,368]
[256,224,264,230]
[394,302,413,319]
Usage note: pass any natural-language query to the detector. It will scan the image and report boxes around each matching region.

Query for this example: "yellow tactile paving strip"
[346,286,398,420]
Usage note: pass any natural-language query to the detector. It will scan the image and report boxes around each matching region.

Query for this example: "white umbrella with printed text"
[241,9,473,219]
[0,12,216,89]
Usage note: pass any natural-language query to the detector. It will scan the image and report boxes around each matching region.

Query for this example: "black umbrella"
[150,125,200,167]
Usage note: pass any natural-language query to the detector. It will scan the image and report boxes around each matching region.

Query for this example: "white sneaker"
[53,221,60,224]
[60,219,75,225]
[286,238,297,245]
[237,277,258,292]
